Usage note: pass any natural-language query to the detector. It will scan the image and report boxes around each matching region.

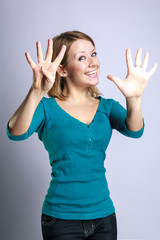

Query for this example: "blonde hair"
[47,30,103,100]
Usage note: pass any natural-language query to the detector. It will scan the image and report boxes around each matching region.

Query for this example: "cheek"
[67,63,85,76]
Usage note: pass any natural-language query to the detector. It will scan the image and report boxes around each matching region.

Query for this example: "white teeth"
[86,71,97,76]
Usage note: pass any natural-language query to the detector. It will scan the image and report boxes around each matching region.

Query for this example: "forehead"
[69,39,94,54]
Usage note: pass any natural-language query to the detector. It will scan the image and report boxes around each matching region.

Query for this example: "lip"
[85,71,98,78]
[85,70,97,75]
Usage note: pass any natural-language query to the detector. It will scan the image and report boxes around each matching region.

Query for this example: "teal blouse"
[6,96,144,220]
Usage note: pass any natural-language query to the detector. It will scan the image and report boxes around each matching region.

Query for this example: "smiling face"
[61,39,100,88]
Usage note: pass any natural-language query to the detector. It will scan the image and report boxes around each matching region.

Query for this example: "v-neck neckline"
[52,96,102,127]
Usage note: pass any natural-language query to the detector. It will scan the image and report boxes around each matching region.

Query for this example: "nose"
[88,57,97,68]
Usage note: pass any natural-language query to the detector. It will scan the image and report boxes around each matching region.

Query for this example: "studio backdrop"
[0,0,160,239]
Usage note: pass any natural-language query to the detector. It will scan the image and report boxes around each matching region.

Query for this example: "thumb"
[107,75,123,89]
[41,67,55,83]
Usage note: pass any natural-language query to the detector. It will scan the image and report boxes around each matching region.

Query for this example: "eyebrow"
[74,48,95,58]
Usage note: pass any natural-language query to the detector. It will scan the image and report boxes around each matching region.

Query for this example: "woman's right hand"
[25,39,66,94]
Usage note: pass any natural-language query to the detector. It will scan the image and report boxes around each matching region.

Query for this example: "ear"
[57,64,68,77]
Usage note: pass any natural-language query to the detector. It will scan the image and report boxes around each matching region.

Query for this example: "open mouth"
[85,70,97,78]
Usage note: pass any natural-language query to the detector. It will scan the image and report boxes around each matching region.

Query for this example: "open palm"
[25,39,66,93]
[107,48,158,98]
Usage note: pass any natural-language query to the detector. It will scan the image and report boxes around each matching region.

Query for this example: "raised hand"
[107,48,158,98]
[25,39,66,93]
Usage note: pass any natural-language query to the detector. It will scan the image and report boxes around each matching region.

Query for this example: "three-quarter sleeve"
[109,99,144,138]
[6,98,45,141]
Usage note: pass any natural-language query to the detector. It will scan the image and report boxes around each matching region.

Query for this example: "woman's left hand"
[107,48,158,98]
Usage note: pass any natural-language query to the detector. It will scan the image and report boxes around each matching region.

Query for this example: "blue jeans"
[41,212,117,240]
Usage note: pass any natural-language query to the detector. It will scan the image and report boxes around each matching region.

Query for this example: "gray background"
[0,0,160,239]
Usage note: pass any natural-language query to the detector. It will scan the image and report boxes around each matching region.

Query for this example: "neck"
[62,86,92,104]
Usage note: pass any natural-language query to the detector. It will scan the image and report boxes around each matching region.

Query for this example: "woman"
[6,31,157,240]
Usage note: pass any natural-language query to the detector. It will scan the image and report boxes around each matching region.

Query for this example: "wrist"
[126,95,141,102]
[126,96,143,131]
[126,96,141,110]
[29,86,46,98]
[28,86,46,104]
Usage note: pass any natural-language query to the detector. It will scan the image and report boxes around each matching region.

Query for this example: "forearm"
[8,87,45,136]
[126,96,143,131]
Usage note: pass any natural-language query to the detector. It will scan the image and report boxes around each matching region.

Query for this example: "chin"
[88,78,99,86]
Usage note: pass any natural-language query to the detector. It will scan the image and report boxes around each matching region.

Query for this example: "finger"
[36,41,44,63]
[45,39,53,62]
[53,45,66,68]
[107,75,123,89]
[25,52,36,68]
[135,48,142,67]
[126,48,133,69]
[147,63,158,78]
[142,52,149,70]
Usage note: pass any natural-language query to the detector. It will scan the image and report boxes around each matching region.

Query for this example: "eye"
[91,52,97,57]
[78,56,86,61]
